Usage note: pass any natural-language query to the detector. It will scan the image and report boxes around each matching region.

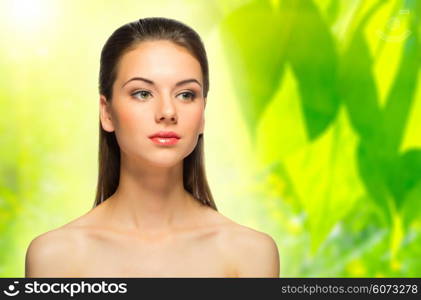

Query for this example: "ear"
[199,111,205,136]
[99,95,115,132]
[199,97,206,135]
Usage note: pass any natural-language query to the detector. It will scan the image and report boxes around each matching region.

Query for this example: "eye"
[131,90,152,100]
[177,91,196,101]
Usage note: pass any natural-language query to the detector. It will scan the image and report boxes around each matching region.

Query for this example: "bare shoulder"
[216,218,280,278]
[25,224,86,278]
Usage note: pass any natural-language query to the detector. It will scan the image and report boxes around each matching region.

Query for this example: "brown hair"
[93,17,217,210]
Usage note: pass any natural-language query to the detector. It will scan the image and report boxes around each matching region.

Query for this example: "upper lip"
[149,131,180,139]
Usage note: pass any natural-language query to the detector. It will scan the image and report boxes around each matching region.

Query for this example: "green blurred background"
[0,0,420,277]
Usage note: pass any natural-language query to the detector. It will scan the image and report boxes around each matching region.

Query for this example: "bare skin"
[25,40,280,278]
[25,195,279,277]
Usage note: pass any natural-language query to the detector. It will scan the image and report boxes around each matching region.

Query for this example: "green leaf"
[283,107,364,252]
[400,71,421,152]
[357,142,395,224]
[401,178,421,228]
[219,0,293,141]
[286,0,341,141]
[339,31,384,144]
[389,149,421,210]
[256,65,308,164]
[382,20,420,153]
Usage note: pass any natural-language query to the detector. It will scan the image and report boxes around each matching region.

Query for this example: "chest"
[76,233,236,277]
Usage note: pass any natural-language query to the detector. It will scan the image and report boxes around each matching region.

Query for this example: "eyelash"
[131,90,196,101]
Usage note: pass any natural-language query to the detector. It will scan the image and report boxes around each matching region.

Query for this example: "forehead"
[115,40,203,84]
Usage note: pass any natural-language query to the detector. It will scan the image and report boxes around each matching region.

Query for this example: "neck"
[103,152,201,234]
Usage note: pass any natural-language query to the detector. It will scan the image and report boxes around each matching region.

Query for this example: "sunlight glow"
[3,0,54,34]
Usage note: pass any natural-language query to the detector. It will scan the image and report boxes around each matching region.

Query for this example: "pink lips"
[148,131,180,146]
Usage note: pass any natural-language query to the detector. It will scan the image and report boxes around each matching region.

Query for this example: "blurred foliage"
[220,0,421,276]
[0,0,420,277]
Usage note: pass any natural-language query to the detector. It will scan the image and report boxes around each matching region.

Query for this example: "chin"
[144,153,184,168]
[151,160,181,168]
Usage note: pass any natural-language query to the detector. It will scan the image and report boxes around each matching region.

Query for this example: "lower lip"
[149,137,180,146]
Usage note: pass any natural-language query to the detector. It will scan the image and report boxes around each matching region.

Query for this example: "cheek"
[112,106,151,145]
[113,106,150,155]
[183,107,204,131]
[115,106,147,130]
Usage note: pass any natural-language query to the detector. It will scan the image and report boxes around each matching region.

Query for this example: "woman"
[25,17,279,278]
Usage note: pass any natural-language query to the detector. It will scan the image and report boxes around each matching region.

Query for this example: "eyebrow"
[121,77,202,89]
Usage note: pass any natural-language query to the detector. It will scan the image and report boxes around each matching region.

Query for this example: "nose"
[156,94,177,123]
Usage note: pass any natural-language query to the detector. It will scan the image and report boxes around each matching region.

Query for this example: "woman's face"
[100,40,206,168]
